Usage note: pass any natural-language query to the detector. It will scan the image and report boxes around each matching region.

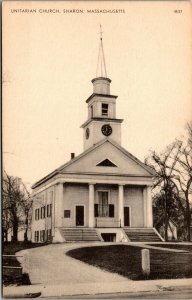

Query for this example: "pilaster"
[118,185,124,227]
[55,183,64,228]
[143,186,153,227]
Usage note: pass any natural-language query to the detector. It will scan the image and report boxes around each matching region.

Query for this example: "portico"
[35,173,153,228]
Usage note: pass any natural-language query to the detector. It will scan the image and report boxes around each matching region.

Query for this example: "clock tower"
[81,27,123,150]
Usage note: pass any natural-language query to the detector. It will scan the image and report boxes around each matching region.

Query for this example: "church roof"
[32,138,156,189]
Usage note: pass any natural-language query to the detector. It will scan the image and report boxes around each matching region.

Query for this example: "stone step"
[124,228,162,242]
[59,228,102,242]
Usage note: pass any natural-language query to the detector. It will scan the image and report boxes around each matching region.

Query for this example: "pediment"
[59,139,154,177]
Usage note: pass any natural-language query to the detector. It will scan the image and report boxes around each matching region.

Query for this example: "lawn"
[3,241,47,286]
[67,244,192,280]
[147,243,192,252]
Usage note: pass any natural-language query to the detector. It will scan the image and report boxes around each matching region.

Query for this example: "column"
[55,183,63,228]
[89,184,95,227]
[118,185,124,227]
[143,187,147,227]
[143,186,153,227]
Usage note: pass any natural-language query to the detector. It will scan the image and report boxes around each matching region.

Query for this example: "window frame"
[101,103,109,116]
[35,231,39,242]
[97,190,111,217]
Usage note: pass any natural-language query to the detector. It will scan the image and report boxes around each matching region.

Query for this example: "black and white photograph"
[2,1,192,298]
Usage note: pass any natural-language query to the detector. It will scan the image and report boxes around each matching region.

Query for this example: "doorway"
[101,233,116,242]
[76,206,84,226]
[124,206,130,227]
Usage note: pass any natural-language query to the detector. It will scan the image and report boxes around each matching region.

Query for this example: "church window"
[35,231,39,242]
[96,159,117,167]
[47,204,52,217]
[64,210,70,218]
[47,229,52,241]
[41,206,46,219]
[102,103,108,116]
[47,205,49,217]
[98,191,109,217]
[40,230,45,242]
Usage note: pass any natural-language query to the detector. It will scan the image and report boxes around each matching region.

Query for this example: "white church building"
[31,33,163,243]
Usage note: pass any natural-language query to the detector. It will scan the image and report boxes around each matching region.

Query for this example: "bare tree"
[2,171,32,242]
[20,182,33,242]
[170,128,192,241]
[146,123,192,241]
[145,141,182,241]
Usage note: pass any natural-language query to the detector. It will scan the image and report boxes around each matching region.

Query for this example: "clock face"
[101,124,112,136]
[85,128,90,139]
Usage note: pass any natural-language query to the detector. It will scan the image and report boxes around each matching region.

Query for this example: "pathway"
[17,242,128,285]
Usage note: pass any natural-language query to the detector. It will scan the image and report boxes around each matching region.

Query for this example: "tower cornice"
[81,117,124,129]
[86,93,118,103]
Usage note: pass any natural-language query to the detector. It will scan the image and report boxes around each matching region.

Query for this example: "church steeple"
[96,25,107,78]
[92,25,111,95]
[81,27,123,150]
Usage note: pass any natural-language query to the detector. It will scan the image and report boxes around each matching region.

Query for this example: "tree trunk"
[24,213,28,242]
[164,192,168,241]
[164,214,168,241]
[12,221,18,242]
[186,197,191,241]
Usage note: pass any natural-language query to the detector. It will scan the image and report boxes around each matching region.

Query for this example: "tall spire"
[96,25,107,78]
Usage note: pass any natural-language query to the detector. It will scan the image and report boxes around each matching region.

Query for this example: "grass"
[147,243,192,252]
[67,244,192,280]
[3,241,47,286]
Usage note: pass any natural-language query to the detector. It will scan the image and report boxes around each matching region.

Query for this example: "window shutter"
[94,204,99,217]
[109,204,114,218]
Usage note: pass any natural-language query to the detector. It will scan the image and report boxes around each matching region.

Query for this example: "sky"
[3,1,192,190]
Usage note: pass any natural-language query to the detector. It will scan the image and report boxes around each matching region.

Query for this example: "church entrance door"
[76,205,84,226]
